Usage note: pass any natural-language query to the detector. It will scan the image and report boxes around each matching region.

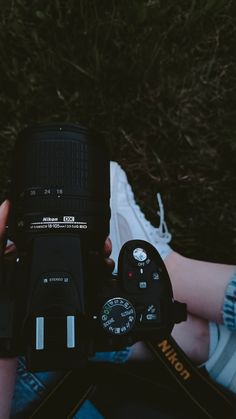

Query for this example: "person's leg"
[171,313,210,364]
[174,316,236,394]
[130,313,210,365]
[131,314,236,394]
[110,161,236,328]
[109,161,236,395]
[165,251,236,325]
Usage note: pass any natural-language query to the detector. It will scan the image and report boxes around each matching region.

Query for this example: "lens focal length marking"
[20,187,65,198]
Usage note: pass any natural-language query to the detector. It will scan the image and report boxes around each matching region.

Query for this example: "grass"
[0,0,236,262]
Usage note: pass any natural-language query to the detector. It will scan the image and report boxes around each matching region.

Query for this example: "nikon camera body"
[0,123,186,371]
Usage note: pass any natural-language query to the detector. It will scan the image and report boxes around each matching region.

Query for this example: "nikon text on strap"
[147,336,235,419]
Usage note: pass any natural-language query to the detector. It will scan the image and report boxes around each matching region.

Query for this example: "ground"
[0,0,236,262]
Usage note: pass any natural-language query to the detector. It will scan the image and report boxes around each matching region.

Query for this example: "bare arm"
[0,201,17,418]
[165,251,236,324]
[0,358,17,419]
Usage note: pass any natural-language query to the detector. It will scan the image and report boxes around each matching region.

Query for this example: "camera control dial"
[100,297,136,335]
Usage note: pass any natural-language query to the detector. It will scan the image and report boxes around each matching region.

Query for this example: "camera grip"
[99,240,187,347]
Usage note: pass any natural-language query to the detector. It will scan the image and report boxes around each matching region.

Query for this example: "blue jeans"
[11,349,131,418]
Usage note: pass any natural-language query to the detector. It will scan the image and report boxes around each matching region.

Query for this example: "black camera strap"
[29,368,96,419]
[147,336,235,419]
[29,337,235,419]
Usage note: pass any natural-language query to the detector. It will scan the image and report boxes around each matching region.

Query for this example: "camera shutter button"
[132,248,147,262]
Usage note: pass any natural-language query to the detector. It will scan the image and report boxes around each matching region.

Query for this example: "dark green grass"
[0,0,236,262]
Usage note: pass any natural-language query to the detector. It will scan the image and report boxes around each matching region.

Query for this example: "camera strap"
[29,368,96,419]
[147,336,235,419]
[29,336,235,419]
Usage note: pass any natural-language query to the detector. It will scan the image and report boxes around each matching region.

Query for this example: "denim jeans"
[11,349,131,418]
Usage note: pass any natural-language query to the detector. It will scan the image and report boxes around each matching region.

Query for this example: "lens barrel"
[9,123,110,246]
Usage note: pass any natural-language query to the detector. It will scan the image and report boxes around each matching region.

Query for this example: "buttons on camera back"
[138,304,161,324]
[123,264,162,294]
[117,240,169,337]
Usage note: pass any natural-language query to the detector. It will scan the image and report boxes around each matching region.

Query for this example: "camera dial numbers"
[19,187,65,198]
[100,297,136,335]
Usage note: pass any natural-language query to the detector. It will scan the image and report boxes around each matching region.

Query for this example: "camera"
[0,123,186,371]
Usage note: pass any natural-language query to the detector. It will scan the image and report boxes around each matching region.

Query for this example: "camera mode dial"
[100,297,136,335]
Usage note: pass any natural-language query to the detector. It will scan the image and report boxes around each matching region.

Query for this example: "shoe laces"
[127,185,172,244]
[156,193,172,243]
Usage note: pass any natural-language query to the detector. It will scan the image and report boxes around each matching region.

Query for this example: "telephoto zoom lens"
[9,123,110,245]
[6,123,111,370]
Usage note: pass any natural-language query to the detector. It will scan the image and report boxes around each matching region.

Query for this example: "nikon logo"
[43,217,58,222]
[158,339,190,381]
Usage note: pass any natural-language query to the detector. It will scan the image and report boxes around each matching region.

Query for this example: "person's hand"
[0,199,114,267]
[0,200,10,255]
[104,237,115,273]
[0,199,115,273]
[0,200,16,260]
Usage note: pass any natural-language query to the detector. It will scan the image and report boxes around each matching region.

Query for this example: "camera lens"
[9,122,110,247]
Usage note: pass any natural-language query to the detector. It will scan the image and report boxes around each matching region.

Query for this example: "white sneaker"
[109,161,172,271]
